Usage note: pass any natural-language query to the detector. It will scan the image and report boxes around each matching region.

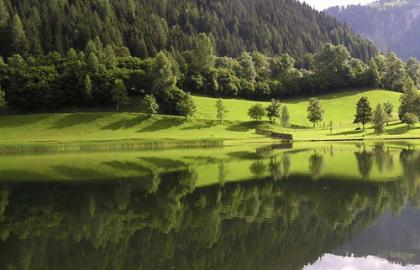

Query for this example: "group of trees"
[247,100,290,127]
[1,34,418,117]
[354,91,419,134]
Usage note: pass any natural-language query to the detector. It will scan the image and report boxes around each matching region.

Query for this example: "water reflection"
[0,142,419,269]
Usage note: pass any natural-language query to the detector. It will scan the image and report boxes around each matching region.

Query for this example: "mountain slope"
[0,0,376,60]
[325,0,420,59]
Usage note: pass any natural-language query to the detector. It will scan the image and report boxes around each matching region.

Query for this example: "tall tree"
[383,101,393,126]
[307,98,324,127]
[215,98,228,124]
[382,53,406,91]
[238,52,256,84]
[0,86,7,110]
[372,103,386,134]
[266,99,281,123]
[152,52,176,95]
[398,83,420,120]
[354,96,373,129]
[406,57,420,88]
[9,14,28,54]
[111,79,129,111]
[281,106,290,128]
[190,33,215,74]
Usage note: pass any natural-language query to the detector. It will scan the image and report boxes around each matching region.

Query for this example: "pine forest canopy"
[0,0,377,60]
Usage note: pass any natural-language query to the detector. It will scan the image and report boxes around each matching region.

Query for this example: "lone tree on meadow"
[281,105,290,128]
[111,79,129,112]
[402,113,418,130]
[248,104,266,121]
[354,96,373,129]
[372,103,386,134]
[383,101,394,126]
[215,98,228,124]
[266,99,281,123]
[307,98,324,127]
[142,94,159,116]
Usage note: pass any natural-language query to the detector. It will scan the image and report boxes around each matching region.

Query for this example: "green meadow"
[0,89,418,146]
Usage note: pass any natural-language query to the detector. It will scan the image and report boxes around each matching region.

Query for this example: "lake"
[0,141,419,270]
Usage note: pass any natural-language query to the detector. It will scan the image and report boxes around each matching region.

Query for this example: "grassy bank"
[0,89,418,147]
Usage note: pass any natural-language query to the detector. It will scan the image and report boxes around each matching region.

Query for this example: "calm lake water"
[0,141,419,270]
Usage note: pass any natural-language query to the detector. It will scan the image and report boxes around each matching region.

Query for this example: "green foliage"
[142,94,159,115]
[266,99,281,123]
[383,101,393,125]
[248,104,266,121]
[0,0,376,60]
[382,53,406,92]
[372,103,386,134]
[175,92,196,118]
[152,52,177,96]
[215,99,228,124]
[0,86,6,110]
[398,87,420,121]
[190,33,215,74]
[307,98,324,127]
[111,79,129,111]
[401,113,418,130]
[281,106,290,128]
[354,96,373,129]
[406,57,420,88]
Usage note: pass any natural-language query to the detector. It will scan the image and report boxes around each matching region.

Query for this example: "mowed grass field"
[0,89,418,145]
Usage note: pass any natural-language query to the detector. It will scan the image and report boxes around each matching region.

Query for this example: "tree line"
[0,34,419,116]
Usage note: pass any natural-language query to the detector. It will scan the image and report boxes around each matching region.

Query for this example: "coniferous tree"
[354,96,373,129]
[9,14,28,54]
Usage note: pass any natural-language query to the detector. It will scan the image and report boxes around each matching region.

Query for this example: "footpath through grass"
[0,89,418,146]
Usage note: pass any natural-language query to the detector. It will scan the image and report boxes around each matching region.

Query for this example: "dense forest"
[0,0,377,60]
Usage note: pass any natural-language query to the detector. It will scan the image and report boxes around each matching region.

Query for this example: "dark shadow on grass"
[0,170,52,181]
[101,115,149,130]
[385,125,420,135]
[227,121,261,132]
[181,120,217,130]
[51,165,109,179]
[139,118,184,132]
[290,124,311,130]
[0,114,50,128]
[329,129,365,136]
[138,157,186,169]
[51,113,108,129]
[102,161,151,173]
[227,151,261,160]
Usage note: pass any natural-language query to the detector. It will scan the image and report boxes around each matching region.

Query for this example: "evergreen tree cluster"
[0,0,377,60]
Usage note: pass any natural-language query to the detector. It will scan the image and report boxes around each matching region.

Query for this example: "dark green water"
[0,142,419,270]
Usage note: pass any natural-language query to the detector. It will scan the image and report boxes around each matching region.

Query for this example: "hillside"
[1,89,418,146]
[0,0,376,60]
[325,0,420,59]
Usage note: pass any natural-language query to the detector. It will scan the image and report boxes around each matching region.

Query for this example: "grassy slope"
[0,89,418,144]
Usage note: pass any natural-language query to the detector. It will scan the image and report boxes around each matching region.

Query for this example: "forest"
[0,34,419,116]
[0,0,376,59]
